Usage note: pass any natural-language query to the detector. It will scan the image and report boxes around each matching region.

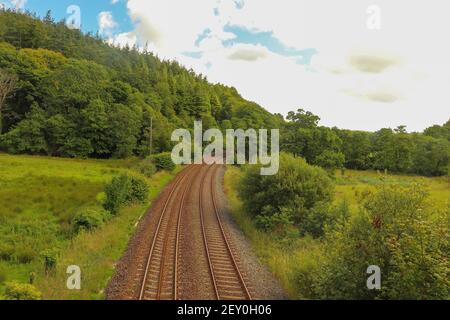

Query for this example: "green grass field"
[224,167,450,299]
[334,169,449,211]
[0,153,179,299]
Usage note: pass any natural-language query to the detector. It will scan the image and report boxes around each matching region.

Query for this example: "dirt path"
[105,164,286,300]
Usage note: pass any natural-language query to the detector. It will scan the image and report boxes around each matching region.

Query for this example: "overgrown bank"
[0,153,179,299]
[224,155,449,300]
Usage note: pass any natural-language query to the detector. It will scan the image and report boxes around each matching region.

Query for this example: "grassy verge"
[36,169,178,299]
[0,153,179,299]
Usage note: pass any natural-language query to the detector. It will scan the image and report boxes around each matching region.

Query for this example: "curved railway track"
[137,164,251,300]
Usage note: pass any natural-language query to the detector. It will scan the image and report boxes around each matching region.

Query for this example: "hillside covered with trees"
[0,10,280,159]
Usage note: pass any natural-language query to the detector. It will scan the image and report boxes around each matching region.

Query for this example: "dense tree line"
[282,109,449,176]
[0,10,280,158]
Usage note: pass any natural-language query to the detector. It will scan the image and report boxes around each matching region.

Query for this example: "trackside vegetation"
[0,153,179,299]
[225,154,449,300]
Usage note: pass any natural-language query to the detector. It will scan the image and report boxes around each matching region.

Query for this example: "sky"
[2,0,450,132]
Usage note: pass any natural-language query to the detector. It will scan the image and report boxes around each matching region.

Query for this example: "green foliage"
[239,152,334,237]
[315,150,345,172]
[73,206,109,233]
[281,109,346,172]
[303,185,449,299]
[103,175,132,215]
[151,152,176,172]
[0,104,48,154]
[255,210,295,235]
[40,249,58,274]
[4,281,42,300]
[135,158,157,177]
[411,135,450,176]
[0,265,7,283]
[129,174,150,203]
[103,174,149,215]
[424,120,450,141]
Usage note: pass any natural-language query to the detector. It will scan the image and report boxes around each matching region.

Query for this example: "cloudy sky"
[3,0,450,131]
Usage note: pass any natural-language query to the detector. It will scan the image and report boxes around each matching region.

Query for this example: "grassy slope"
[0,153,179,299]
[223,167,450,299]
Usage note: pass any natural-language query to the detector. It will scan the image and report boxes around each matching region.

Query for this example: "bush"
[151,153,175,172]
[302,202,333,238]
[73,206,109,233]
[302,184,450,299]
[135,159,157,177]
[255,210,294,233]
[129,175,150,203]
[4,281,42,300]
[239,152,334,237]
[40,249,58,275]
[103,174,149,215]
[103,174,132,215]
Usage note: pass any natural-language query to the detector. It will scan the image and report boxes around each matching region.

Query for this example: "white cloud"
[227,44,269,61]
[109,32,137,48]
[111,0,120,4]
[122,0,450,131]
[9,0,26,10]
[98,11,117,37]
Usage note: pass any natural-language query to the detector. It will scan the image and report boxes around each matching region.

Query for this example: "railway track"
[137,164,251,300]
[200,165,252,300]
[138,164,198,300]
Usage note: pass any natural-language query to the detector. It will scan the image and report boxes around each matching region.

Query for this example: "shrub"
[301,202,333,238]
[103,174,149,215]
[40,249,58,275]
[135,159,157,177]
[103,174,132,215]
[255,210,294,233]
[151,152,175,172]
[73,206,109,233]
[302,184,450,299]
[4,281,42,300]
[239,152,334,236]
[129,175,149,203]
